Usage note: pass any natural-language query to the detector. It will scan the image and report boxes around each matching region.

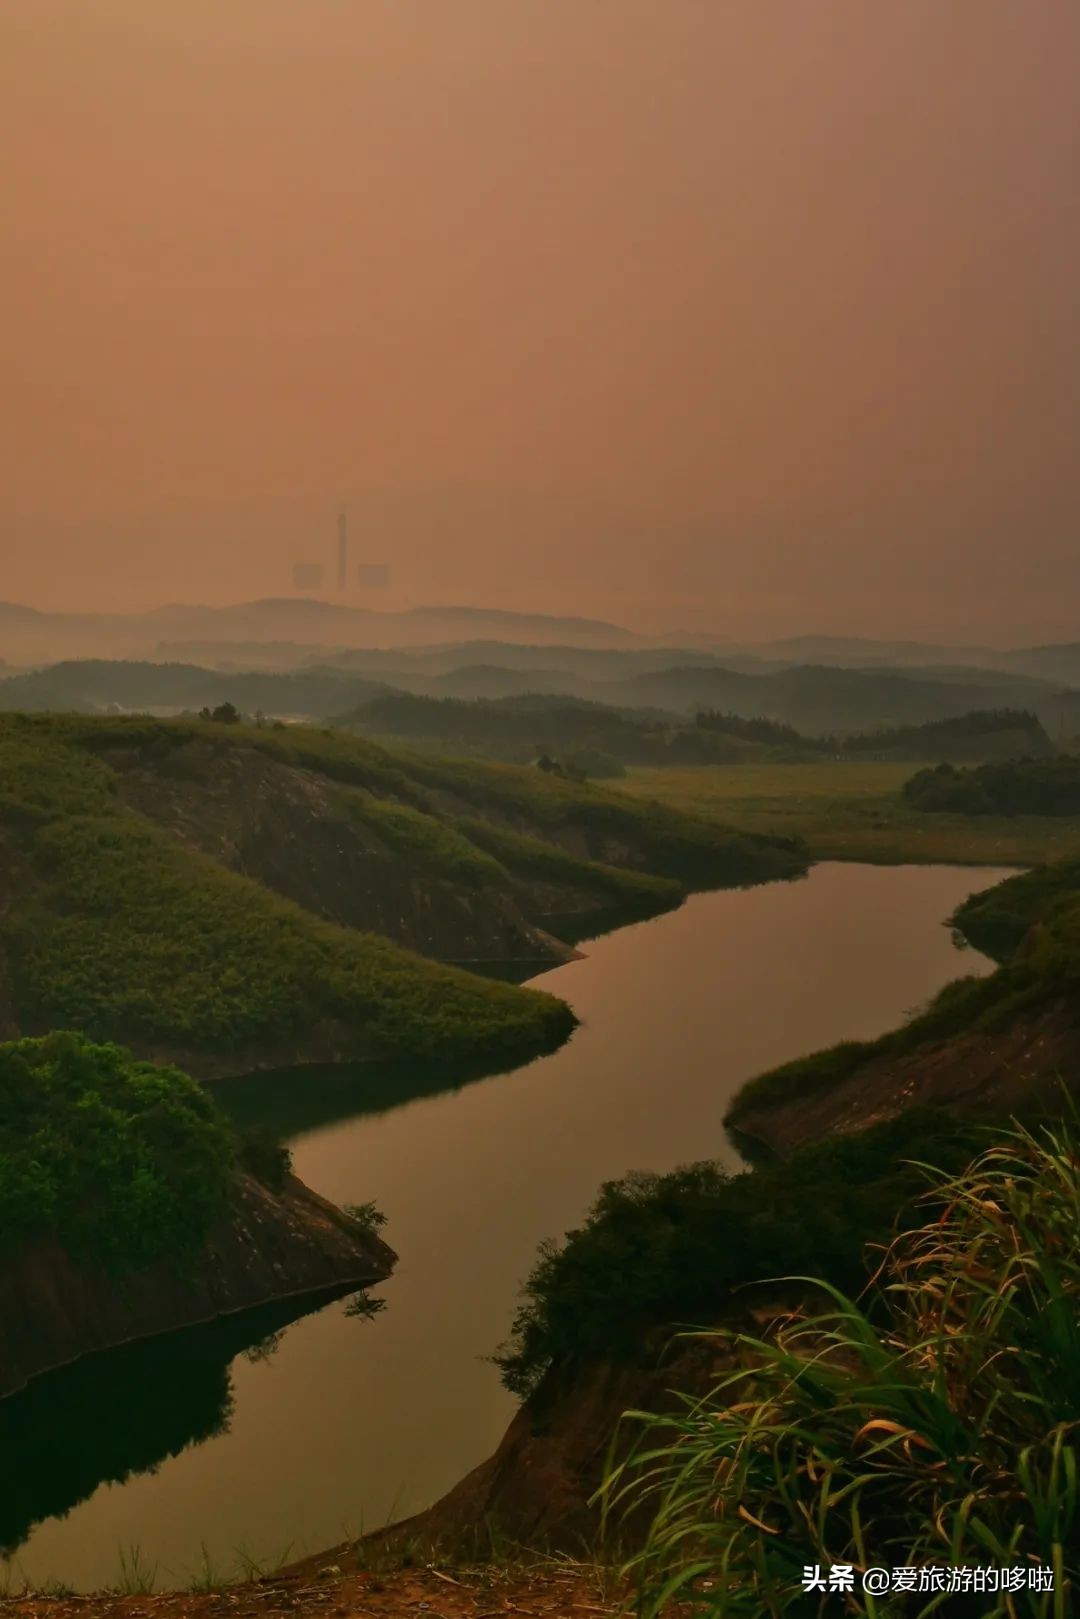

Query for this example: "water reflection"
[217,1052,528,1142]
[0,1287,376,1557]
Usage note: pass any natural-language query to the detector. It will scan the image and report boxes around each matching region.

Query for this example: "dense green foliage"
[0,1033,235,1268]
[384,748,807,887]
[0,715,576,1062]
[904,753,1080,815]
[8,811,574,1059]
[951,857,1080,961]
[59,710,802,887]
[340,793,507,887]
[0,719,118,825]
[71,711,426,803]
[495,1110,979,1396]
[561,747,627,779]
[344,690,768,768]
[610,1121,1080,1616]
[455,815,680,911]
[841,706,1051,760]
[696,711,819,752]
[0,714,803,1066]
[234,1126,293,1192]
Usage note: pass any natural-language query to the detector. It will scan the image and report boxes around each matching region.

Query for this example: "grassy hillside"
[0,715,803,1074]
[613,1121,1079,1611]
[340,691,765,769]
[0,718,573,1072]
[621,760,1080,865]
[341,693,1050,775]
[73,712,803,889]
[372,742,804,885]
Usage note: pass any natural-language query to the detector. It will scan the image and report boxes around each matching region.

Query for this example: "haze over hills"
[0,599,640,665]
[4,650,1078,742]
[4,596,1080,691]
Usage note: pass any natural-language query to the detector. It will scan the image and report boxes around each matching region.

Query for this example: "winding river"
[5,862,1010,1590]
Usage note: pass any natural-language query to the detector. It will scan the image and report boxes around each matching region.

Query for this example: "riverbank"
[620,761,1080,866]
[724,856,1080,1156]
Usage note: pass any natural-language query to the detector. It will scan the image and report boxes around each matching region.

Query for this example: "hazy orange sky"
[3,1,1079,640]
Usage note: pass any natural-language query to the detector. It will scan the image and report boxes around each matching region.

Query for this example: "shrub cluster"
[609,1119,1080,1615]
[495,1111,979,1396]
[842,706,1049,760]
[904,754,1080,815]
[950,857,1080,961]
[0,1032,236,1269]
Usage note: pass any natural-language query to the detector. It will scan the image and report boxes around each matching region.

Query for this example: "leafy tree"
[495,1110,979,1396]
[0,1032,237,1269]
[904,754,1080,815]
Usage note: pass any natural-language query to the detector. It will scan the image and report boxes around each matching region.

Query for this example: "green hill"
[0,714,805,1077]
[341,692,1050,773]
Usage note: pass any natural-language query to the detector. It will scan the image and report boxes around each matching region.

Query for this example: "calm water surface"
[9,863,1010,1588]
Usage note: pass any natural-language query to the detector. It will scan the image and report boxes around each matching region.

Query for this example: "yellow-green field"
[620,762,1080,868]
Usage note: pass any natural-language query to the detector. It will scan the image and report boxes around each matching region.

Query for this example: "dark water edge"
[0,1286,378,1560]
[216,1051,540,1141]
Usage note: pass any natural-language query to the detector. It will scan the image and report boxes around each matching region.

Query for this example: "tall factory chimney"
[337,506,348,591]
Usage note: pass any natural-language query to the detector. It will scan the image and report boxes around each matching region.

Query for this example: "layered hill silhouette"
[3,648,1077,740]
[0,599,638,664]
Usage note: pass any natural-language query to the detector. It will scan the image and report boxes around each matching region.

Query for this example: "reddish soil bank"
[0,1563,622,1619]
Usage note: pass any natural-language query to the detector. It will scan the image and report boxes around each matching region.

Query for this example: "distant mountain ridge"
[0,599,640,663]
[4,599,1079,683]
[3,651,1078,739]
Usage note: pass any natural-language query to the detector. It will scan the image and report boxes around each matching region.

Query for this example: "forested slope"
[0,715,804,1076]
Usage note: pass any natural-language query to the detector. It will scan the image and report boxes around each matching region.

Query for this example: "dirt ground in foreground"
[0,1563,624,1619]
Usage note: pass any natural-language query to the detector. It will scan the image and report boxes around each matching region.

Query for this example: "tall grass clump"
[603,1119,1080,1616]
